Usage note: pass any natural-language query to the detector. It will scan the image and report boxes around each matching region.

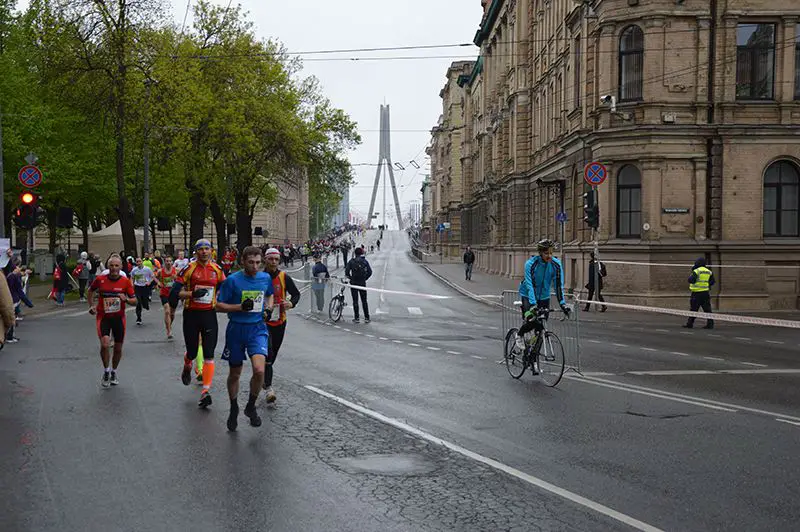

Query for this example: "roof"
[473,0,503,47]
[457,56,483,88]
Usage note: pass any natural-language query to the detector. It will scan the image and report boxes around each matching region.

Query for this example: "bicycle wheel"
[504,328,527,379]
[328,297,343,322]
[538,332,566,387]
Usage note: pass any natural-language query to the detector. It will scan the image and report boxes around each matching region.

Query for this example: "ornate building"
[431,0,800,309]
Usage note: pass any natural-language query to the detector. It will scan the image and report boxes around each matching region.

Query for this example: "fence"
[500,290,583,375]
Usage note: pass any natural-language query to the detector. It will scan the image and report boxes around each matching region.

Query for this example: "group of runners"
[87,240,300,431]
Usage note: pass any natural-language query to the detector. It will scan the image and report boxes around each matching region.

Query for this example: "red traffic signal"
[20,191,37,205]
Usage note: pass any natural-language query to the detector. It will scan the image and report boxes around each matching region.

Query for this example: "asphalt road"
[1,230,798,531]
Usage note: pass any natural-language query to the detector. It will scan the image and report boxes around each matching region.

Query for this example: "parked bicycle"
[503,304,567,387]
[328,277,349,322]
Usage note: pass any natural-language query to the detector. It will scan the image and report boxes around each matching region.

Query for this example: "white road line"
[703,356,725,361]
[343,328,351,332]
[679,331,693,335]
[573,375,800,423]
[671,351,690,357]
[582,372,616,377]
[304,385,664,532]
[776,419,800,427]
[566,376,736,412]
[641,347,657,352]
[334,326,341,329]
[471,355,485,360]
[612,343,628,348]
[407,343,420,347]
[766,340,785,345]
[655,329,669,333]
[708,333,722,338]
[427,346,441,351]
[629,370,717,376]
[588,339,602,344]
[447,351,461,355]
[379,337,388,340]
[407,307,423,316]
[735,337,751,341]
[352,331,363,335]
[392,340,403,344]
[720,369,800,375]
[741,362,767,367]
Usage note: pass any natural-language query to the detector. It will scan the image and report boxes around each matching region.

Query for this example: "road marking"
[612,343,628,348]
[719,369,800,375]
[343,328,351,332]
[470,355,485,360]
[641,347,657,352]
[735,337,751,341]
[365,334,376,338]
[679,331,693,335]
[352,331,363,335]
[408,343,420,347]
[305,385,664,532]
[708,333,722,338]
[629,370,717,376]
[776,419,800,427]
[572,375,800,423]
[703,356,724,361]
[408,307,423,316]
[655,329,669,333]
[671,351,690,357]
[334,326,341,329]
[427,346,441,351]
[379,337,388,340]
[392,340,403,344]
[447,351,461,355]
[766,340,784,345]
[566,375,736,412]
[588,339,602,344]
[375,308,389,315]
[582,372,616,377]
[741,362,767,367]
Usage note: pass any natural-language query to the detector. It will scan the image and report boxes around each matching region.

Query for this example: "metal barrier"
[500,290,583,375]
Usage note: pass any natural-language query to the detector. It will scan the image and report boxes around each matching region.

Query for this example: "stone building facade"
[429,0,800,309]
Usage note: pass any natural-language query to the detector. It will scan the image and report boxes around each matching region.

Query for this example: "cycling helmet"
[536,239,555,252]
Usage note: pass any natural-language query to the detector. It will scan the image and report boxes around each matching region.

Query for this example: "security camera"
[600,94,617,112]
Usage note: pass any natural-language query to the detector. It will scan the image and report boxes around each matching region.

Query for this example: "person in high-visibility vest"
[684,257,715,329]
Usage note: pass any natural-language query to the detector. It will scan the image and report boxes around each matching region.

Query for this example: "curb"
[419,264,504,309]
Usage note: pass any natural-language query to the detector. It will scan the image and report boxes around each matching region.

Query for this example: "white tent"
[88,221,144,259]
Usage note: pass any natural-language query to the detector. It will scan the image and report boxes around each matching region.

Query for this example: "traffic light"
[20,191,38,207]
[14,191,41,229]
[583,188,599,229]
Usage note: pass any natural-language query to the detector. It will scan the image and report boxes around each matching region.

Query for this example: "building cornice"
[474,0,504,46]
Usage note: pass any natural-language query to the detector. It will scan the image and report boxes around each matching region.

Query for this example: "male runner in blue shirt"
[216,246,274,431]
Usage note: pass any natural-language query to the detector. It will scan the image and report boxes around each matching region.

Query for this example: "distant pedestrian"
[345,247,372,323]
[463,246,475,281]
[53,254,69,306]
[76,251,91,302]
[311,255,330,312]
[684,258,715,329]
[0,271,16,350]
[130,258,154,325]
[583,252,607,312]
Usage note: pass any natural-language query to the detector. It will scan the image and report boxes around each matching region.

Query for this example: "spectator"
[584,252,607,312]
[345,247,372,323]
[53,254,69,306]
[0,271,14,350]
[6,265,31,342]
[311,254,330,313]
[463,246,475,281]
[75,251,91,302]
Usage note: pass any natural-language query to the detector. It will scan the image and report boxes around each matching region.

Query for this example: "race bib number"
[194,285,214,305]
[164,278,174,287]
[134,273,145,284]
[241,290,265,313]
[103,297,122,314]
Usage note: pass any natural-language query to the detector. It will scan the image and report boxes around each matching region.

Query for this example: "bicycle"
[328,278,349,322]
[503,305,567,387]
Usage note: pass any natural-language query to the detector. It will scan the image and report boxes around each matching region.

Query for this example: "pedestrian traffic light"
[583,189,599,229]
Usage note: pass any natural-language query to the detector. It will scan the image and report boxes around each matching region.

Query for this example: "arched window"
[617,165,641,238]
[619,26,644,102]
[764,161,800,237]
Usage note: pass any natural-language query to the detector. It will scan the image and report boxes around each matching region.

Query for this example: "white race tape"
[575,299,800,329]
[602,260,800,269]
[330,280,451,300]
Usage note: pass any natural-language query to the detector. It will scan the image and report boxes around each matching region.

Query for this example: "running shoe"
[244,403,262,427]
[264,386,276,404]
[6,337,19,344]
[227,403,239,431]
[198,391,212,409]
[181,365,192,386]
[364,318,371,323]
[102,372,111,388]
[110,371,119,386]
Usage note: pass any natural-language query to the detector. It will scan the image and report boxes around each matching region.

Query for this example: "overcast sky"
[16,0,482,229]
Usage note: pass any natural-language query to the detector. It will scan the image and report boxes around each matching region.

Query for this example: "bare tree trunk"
[235,191,251,251]
[189,189,206,245]
[209,198,228,252]
[81,202,89,250]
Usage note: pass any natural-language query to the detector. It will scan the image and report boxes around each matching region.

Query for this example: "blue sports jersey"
[217,271,274,324]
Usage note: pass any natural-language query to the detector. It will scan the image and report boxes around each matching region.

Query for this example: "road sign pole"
[143,82,152,255]
[592,185,600,309]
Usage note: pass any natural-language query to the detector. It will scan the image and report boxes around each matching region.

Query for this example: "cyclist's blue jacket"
[523,255,566,306]
[518,279,529,299]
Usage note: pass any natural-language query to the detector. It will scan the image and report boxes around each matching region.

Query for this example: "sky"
[18,0,484,229]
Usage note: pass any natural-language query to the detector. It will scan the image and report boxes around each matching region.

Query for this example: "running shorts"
[97,314,126,342]
[222,321,269,367]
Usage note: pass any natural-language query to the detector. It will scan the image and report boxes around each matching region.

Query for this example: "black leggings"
[265,322,287,387]
[518,300,549,336]
[183,310,218,360]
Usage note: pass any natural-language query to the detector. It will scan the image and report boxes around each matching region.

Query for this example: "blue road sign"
[556,211,568,223]
[583,162,607,186]
[18,165,43,188]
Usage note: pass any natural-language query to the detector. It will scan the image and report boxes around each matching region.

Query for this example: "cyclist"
[87,255,137,387]
[514,239,571,361]
[175,239,226,409]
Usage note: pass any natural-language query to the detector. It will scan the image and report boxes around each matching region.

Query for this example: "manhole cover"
[332,453,438,476]
[418,335,474,341]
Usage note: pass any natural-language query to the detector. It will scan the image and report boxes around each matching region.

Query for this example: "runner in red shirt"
[155,255,178,340]
[87,254,137,388]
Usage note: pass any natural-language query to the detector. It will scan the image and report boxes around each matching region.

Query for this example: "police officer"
[684,257,715,329]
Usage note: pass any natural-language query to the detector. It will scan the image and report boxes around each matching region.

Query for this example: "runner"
[173,250,189,272]
[262,247,301,404]
[155,256,178,339]
[216,246,274,431]
[130,258,154,325]
[87,255,137,388]
[175,239,226,408]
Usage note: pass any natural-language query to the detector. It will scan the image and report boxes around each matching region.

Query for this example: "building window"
[736,23,775,100]
[617,165,641,238]
[574,36,581,108]
[764,161,799,237]
[795,33,800,100]
[618,26,644,102]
